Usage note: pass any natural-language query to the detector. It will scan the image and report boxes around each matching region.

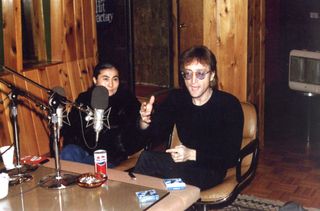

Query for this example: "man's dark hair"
[93,62,118,79]
[179,45,217,73]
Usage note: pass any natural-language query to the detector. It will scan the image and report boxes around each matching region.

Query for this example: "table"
[0,159,200,210]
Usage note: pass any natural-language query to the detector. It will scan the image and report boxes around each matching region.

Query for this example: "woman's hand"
[139,96,155,129]
[166,145,196,162]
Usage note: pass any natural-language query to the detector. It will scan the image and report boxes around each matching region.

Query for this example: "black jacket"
[62,86,144,164]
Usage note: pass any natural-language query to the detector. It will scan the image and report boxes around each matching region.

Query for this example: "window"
[21,0,51,69]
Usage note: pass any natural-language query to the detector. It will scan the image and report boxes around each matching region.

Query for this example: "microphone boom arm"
[0,78,50,111]
[0,65,89,113]
[1,65,52,94]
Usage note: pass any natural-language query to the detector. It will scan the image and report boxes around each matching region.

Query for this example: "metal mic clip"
[85,109,94,122]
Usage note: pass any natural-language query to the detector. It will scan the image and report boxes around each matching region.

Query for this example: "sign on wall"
[96,0,114,26]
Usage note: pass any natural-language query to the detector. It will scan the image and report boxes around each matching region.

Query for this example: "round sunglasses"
[181,69,211,80]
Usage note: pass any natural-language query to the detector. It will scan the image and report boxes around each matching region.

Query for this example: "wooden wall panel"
[82,0,96,59]
[77,59,91,91]
[0,0,97,156]
[23,70,50,155]
[247,0,265,147]
[66,61,86,98]
[74,1,85,60]
[214,0,247,101]
[2,0,23,70]
[51,1,63,61]
[188,0,248,101]
[31,0,47,61]
[45,65,64,90]
[63,0,77,62]
[233,1,248,101]
[11,75,38,156]
[203,0,216,53]
[0,75,13,146]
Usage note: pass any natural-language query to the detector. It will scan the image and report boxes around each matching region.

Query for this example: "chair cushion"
[200,167,238,202]
[114,150,142,171]
[200,165,250,202]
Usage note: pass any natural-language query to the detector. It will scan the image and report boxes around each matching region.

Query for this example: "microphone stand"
[39,92,78,189]
[0,78,47,184]
[0,65,80,188]
[6,89,34,185]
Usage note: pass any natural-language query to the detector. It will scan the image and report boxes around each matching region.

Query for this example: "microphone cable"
[78,108,99,150]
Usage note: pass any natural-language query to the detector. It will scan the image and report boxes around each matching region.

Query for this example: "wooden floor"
[243,85,320,209]
[243,134,320,208]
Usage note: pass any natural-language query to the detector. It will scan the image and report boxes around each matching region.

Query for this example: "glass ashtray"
[77,173,107,188]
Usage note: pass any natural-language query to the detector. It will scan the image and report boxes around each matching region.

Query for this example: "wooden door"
[178,0,203,54]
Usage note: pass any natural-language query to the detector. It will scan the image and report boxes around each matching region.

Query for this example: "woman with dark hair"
[134,45,244,190]
[61,62,144,167]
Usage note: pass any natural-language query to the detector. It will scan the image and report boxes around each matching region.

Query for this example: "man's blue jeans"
[60,144,94,165]
[60,144,117,168]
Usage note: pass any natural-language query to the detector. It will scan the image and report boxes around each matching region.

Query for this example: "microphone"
[52,87,65,130]
[51,86,70,130]
[56,106,64,130]
[49,86,90,114]
[90,86,109,143]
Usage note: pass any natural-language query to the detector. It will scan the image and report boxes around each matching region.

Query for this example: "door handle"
[178,23,188,29]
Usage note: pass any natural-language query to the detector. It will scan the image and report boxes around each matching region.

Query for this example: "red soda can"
[94,149,107,178]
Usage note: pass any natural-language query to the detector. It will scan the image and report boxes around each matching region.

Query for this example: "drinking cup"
[0,146,15,170]
[0,173,9,199]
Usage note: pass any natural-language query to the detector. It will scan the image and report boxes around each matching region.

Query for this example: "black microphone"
[49,86,90,114]
[48,86,67,108]
[52,86,66,100]
[90,86,109,143]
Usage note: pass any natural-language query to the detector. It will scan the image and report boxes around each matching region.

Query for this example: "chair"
[113,150,144,171]
[115,101,259,209]
[169,102,259,210]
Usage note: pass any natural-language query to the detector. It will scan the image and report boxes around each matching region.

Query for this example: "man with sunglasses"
[134,45,244,190]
